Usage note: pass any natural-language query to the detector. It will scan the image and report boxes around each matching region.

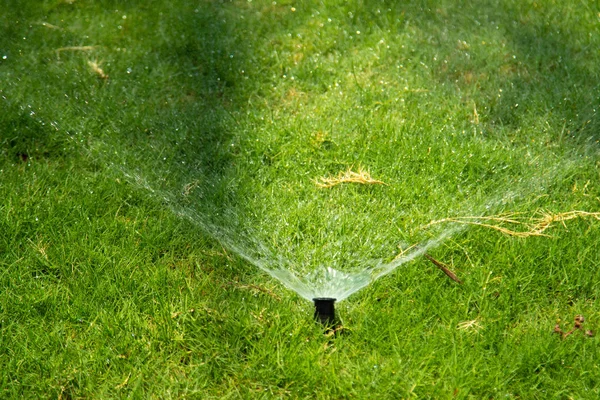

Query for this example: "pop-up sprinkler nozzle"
[313,297,336,326]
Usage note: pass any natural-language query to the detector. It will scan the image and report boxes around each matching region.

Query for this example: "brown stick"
[424,253,463,284]
[554,315,591,339]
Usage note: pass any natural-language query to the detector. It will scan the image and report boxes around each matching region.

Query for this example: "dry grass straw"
[56,45,98,54]
[423,210,600,237]
[315,167,387,188]
[55,46,98,60]
[457,318,483,332]
[34,21,62,30]
[88,60,109,79]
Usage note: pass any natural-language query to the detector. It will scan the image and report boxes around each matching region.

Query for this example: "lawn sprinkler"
[313,297,336,326]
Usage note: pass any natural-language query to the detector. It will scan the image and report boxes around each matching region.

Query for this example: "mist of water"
[261,226,462,301]
[120,158,566,303]
[99,120,588,304]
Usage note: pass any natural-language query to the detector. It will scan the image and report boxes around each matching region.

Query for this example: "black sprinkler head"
[313,297,336,326]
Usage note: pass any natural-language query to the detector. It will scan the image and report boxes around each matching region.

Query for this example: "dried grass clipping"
[423,210,600,237]
[88,60,109,79]
[457,318,483,332]
[56,45,97,58]
[316,167,387,188]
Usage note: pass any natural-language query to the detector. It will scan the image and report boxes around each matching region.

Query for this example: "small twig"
[554,315,592,339]
[553,324,563,336]
[424,253,462,284]
[562,327,578,339]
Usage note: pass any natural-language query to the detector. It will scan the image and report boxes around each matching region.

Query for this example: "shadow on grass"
[357,0,599,151]
[0,1,270,223]
[496,2,600,148]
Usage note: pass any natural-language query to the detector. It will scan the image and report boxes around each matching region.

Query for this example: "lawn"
[1,0,600,398]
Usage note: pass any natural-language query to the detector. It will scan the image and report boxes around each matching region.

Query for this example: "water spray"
[313,297,337,326]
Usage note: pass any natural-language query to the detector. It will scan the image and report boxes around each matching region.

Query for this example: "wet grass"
[2,0,600,398]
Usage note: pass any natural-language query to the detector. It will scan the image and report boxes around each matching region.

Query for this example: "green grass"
[2,0,600,398]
